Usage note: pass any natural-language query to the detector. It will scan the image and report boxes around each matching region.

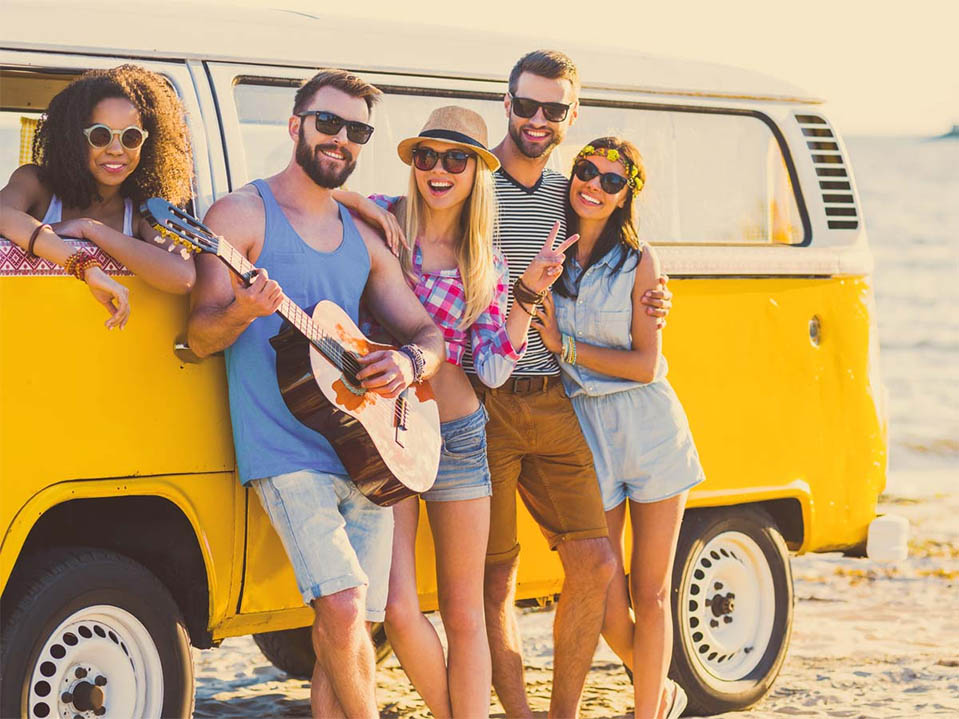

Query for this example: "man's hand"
[231,268,285,321]
[641,274,672,329]
[355,349,415,398]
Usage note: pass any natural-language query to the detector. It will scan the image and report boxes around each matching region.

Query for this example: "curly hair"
[554,136,645,299]
[31,64,193,208]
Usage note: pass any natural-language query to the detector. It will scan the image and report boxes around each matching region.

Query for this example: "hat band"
[418,128,488,152]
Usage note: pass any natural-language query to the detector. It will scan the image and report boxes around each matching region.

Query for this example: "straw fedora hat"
[397,106,500,172]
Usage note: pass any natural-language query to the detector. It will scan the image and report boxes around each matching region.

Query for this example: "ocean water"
[845,136,959,483]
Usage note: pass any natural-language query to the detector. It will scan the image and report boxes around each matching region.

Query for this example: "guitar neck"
[216,241,358,375]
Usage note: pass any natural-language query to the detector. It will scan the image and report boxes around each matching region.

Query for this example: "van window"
[0,70,77,185]
[233,80,803,245]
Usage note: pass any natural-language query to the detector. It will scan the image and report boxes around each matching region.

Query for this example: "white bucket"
[866,514,910,561]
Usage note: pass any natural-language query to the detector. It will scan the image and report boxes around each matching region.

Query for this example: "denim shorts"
[251,469,393,621]
[422,404,492,502]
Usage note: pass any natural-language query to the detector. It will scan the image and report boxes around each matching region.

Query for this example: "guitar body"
[270,300,441,506]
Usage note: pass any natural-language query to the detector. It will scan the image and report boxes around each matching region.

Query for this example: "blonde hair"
[401,161,498,329]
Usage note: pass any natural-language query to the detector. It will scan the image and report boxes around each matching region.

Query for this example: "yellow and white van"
[0,2,887,716]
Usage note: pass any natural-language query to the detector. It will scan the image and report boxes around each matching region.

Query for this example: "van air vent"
[795,114,859,230]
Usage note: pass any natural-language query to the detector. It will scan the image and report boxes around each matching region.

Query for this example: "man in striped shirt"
[467,50,671,717]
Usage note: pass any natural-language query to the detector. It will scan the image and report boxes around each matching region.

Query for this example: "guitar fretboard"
[218,242,359,377]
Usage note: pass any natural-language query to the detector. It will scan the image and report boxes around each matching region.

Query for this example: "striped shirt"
[463,167,569,377]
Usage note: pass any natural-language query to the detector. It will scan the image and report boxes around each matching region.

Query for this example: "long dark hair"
[32,64,193,209]
[554,136,645,299]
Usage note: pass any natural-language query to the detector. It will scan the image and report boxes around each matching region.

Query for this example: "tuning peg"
[179,248,192,260]
[167,243,176,253]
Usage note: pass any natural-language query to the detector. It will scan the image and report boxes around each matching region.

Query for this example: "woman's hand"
[50,217,94,240]
[642,274,672,329]
[530,292,562,353]
[84,265,131,329]
[520,221,579,294]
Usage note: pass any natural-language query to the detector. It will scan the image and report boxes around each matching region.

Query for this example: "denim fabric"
[251,469,393,621]
[422,404,492,502]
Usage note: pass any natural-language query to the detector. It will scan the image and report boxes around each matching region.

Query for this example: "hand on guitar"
[355,350,415,398]
[231,268,285,320]
[520,220,580,294]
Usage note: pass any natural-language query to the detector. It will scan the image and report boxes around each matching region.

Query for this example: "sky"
[218,0,959,137]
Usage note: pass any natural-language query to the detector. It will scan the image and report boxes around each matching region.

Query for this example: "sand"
[192,468,959,718]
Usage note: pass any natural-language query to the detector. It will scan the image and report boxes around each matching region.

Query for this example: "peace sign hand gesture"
[519,221,580,294]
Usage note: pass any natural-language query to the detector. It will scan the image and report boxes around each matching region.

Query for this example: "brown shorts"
[474,376,608,563]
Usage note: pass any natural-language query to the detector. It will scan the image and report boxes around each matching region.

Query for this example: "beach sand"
[192,468,959,718]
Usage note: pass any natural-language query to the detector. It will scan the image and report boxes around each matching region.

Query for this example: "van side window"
[0,70,78,183]
[557,106,805,245]
[232,80,803,245]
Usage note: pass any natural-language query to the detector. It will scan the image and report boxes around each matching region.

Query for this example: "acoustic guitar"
[142,198,440,506]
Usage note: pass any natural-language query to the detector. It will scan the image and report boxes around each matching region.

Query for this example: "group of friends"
[0,50,706,719]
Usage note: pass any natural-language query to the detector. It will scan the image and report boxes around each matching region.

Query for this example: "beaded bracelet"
[561,333,577,366]
[513,277,548,307]
[73,255,103,281]
[398,344,427,383]
[62,250,84,278]
[27,223,51,257]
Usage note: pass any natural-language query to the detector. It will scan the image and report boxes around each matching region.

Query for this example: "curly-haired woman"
[532,137,705,719]
[0,64,195,327]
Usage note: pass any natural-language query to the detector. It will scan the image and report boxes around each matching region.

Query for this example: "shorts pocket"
[441,424,488,459]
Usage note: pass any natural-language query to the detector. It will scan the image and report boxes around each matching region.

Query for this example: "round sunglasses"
[296,110,374,144]
[509,94,572,123]
[411,147,474,174]
[573,160,629,195]
[83,124,149,150]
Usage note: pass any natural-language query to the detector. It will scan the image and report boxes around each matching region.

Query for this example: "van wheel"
[670,507,793,715]
[253,622,393,678]
[0,547,193,719]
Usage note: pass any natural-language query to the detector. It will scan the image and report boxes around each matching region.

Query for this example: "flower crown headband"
[575,145,645,195]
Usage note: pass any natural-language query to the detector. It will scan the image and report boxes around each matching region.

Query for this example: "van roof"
[1,0,822,104]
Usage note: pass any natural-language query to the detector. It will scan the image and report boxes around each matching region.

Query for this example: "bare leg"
[310,586,377,718]
[550,537,617,718]
[428,496,492,718]
[484,554,531,718]
[629,494,687,719]
[600,502,635,667]
[383,497,452,718]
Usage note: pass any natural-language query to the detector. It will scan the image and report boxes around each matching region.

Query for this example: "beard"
[508,119,561,159]
[295,125,356,188]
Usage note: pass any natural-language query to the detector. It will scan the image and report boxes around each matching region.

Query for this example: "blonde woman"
[336,106,577,717]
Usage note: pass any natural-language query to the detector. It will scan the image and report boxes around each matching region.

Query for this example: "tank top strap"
[122,197,134,236]
[40,194,62,224]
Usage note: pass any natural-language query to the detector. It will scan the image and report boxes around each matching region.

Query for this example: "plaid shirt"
[367,195,524,386]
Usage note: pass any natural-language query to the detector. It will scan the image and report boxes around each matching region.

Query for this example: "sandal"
[664,678,688,719]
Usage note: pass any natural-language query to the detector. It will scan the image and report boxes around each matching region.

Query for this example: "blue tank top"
[225,179,371,484]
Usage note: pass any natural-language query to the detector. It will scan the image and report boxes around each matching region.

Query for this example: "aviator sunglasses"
[509,94,572,122]
[296,110,374,144]
[83,124,149,150]
[573,160,630,195]
[411,147,475,174]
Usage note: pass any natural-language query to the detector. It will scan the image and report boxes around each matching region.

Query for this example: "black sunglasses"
[411,147,474,174]
[573,160,629,195]
[509,94,572,122]
[296,111,374,144]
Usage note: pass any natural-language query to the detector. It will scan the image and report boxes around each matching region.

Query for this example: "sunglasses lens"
[314,112,344,136]
[542,103,569,122]
[601,174,628,193]
[442,151,471,174]
[511,97,538,118]
[346,123,374,144]
[87,125,112,147]
[574,161,598,182]
[412,148,438,171]
[121,127,144,149]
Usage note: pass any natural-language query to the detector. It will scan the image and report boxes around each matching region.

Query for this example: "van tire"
[0,547,193,719]
[670,506,793,715]
[254,622,393,678]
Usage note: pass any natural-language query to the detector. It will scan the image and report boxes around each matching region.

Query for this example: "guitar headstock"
[141,198,220,259]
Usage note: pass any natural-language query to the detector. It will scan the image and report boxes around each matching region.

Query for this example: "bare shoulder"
[1,164,52,215]
[354,215,394,267]
[202,184,264,253]
[634,242,662,288]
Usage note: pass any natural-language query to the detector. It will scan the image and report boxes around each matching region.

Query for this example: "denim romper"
[554,244,705,509]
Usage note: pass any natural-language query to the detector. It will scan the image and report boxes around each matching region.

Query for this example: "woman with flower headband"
[335,105,578,718]
[0,64,195,328]
[531,136,704,719]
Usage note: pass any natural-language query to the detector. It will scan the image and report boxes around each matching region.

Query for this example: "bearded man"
[187,69,444,718]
